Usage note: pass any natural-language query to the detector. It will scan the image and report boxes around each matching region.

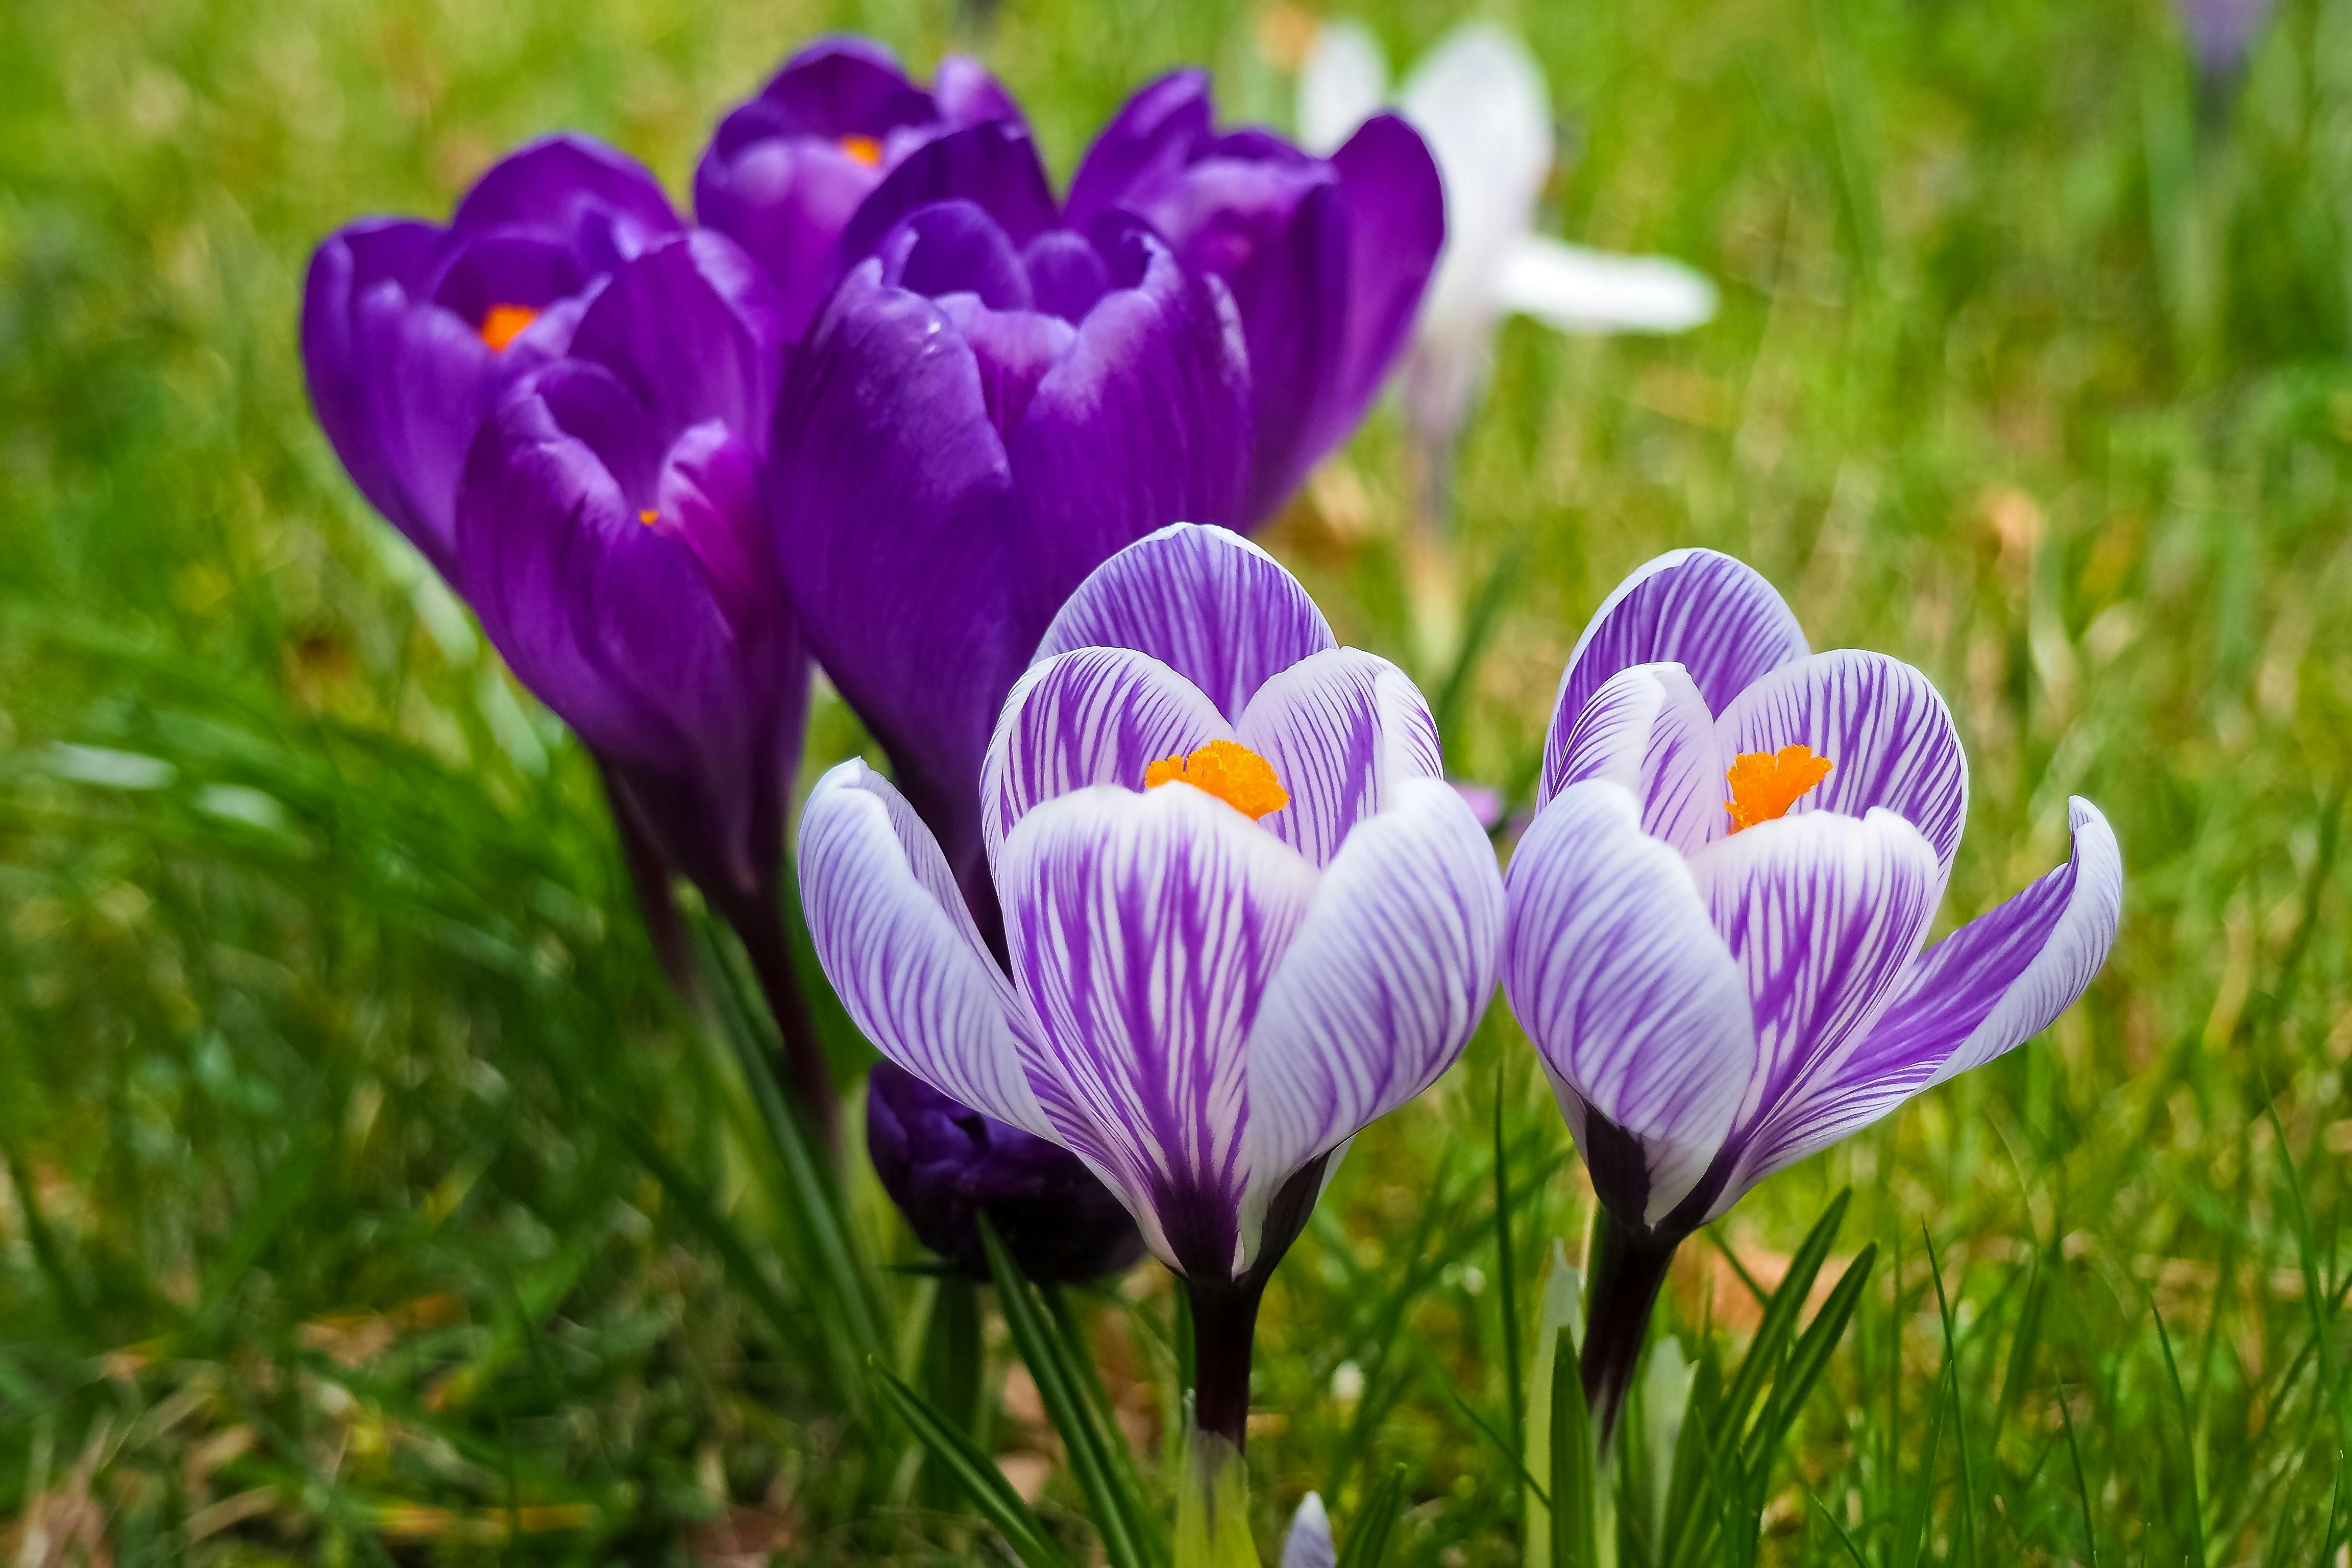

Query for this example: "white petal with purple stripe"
[1237,648,1446,867]
[1541,660,1724,855]
[1549,549,1809,743]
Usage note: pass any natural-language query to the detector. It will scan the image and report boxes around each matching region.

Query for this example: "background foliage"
[4,0,2351,1560]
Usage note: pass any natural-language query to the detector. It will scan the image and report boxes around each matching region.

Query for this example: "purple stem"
[595,755,700,1004]
[726,892,841,1159]
[1580,1206,1681,1450]
[1185,1277,1266,1451]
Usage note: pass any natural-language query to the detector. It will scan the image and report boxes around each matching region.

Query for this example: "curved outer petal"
[798,761,1060,1138]
[999,782,1321,1279]
[1729,798,2122,1192]
[1244,775,1502,1253]
[1064,70,1216,232]
[767,260,1021,875]
[1032,522,1337,720]
[1503,780,1757,1226]
[567,230,785,453]
[696,137,884,340]
[981,646,1232,868]
[1497,235,1718,334]
[839,119,1061,264]
[449,134,680,257]
[1297,21,1389,154]
[1688,807,1944,1161]
[1550,549,1811,752]
[1281,1492,1338,1568]
[1543,661,1722,854]
[1006,227,1253,612]
[705,37,935,155]
[1237,648,1444,868]
[1714,649,1970,884]
[1318,112,1445,460]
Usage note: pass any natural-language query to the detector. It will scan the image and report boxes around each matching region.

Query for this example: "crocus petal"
[1729,799,2121,1194]
[1552,548,1811,738]
[1032,523,1337,720]
[981,646,1232,867]
[999,782,1321,1279]
[1495,235,1718,334]
[1399,22,1551,334]
[1002,227,1253,623]
[1714,649,1969,883]
[1281,1492,1338,1568]
[1541,661,1722,854]
[450,134,680,258]
[839,119,1061,263]
[1244,776,1501,1253]
[798,761,1059,1139]
[1064,70,1216,233]
[1236,649,1444,868]
[1689,807,1943,1150]
[1297,22,1389,155]
[1320,112,1446,453]
[1503,780,1756,1225]
[567,231,783,448]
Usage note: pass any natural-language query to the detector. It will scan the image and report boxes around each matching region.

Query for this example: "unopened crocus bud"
[866,1060,1145,1284]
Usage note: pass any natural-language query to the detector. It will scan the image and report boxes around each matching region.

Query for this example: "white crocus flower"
[1300,21,1718,518]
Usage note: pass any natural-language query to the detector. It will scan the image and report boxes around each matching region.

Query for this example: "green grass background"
[4,0,2351,1559]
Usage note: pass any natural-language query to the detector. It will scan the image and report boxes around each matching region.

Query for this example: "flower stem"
[1581,1206,1681,1449]
[595,755,698,1004]
[1184,1277,1266,1451]
[728,894,840,1159]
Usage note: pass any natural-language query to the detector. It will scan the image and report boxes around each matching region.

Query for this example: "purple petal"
[1731,799,2121,1190]
[1550,549,1810,750]
[980,646,1232,867]
[1021,229,1113,322]
[1065,70,1217,228]
[694,137,883,342]
[1542,661,1723,855]
[935,298,1077,439]
[767,260,1020,883]
[567,231,784,450]
[347,281,506,580]
[877,200,1036,310]
[1235,649,1443,868]
[839,119,1060,264]
[1281,1494,1337,1568]
[653,421,777,639]
[1032,523,1337,720]
[930,56,1024,128]
[1001,226,1253,626]
[1320,113,1444,457]
[1688,806,1943,1170]
[706,37,935,154]
[1503,780,1756,1225]
[799,761,1062,1137]
[1245,776,1501,1250]
[998,782,1321,1279]
[450,134,680,258]
[1714,649,1969,883]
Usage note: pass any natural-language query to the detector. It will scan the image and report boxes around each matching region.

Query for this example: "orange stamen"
[839,133,884,167]
[638,509,658,526]
[478,303,540,352]
[1724,745,1834,832]
[1144,740,1289,820]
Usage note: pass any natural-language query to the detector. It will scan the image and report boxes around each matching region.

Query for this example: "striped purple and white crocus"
[799,523,1504,1447]
[1503,549,2122,1438]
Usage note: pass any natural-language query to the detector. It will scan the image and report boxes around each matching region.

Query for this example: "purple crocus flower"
[867,1060,1146,1283]
[696,36,1022,341]
[1064,70,1444,521]
[1501,549,2122,1436]
[798,524,1503,1446]
[302,135,683,585]
[452,230,832,1138]
[2175,0,2277,78]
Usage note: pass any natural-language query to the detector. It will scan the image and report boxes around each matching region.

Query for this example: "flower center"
[1144,740,1289,820]
[839,133,884,167]
[1724,745,1834,832]
[478,303,540,352]
[638,509,658,526]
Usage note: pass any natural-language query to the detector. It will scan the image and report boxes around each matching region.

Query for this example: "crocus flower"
[2174,0,2277,79]
[1282,1493,1335,1568]
[303,135,683,585]
[1063,70,1443,521]
[696,36,1022,340]
[867,1060,1145,1283]
[1500,549,2121,1437]
[798,523,1503,1446]
[1297,22,1716,517]
[453,230,833,1137]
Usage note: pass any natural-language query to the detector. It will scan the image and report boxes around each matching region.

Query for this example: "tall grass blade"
[1548,1324,1600,1568]
[1333,1465,1408,1568]
[869,1360,1074,1568]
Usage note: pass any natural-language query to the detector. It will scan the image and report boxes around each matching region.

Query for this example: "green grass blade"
[1922,1231,1978,1563]
[1549,1324,1599,1568]
[869,1360,1074,1568]
[2150,1294,2208,1567]
[1493,1060,1527,1483]
[1744,1242,1878,1495]
[2057,1380,2101,1568]
[1334,1464,1408,1568]
[1720,1188,1851,1442]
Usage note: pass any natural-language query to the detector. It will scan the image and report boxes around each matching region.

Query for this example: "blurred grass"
[4,0,2351,1560]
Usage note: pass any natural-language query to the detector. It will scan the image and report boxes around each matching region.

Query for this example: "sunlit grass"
[4,0,2350,1560]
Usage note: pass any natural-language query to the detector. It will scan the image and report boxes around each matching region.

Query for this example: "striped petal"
[1032,523,1337,720]
[1541,661,1723,856]
[999,782,1321,1278]
[1689,807,1943,1159]
[1714,650,1969,883]
[1730,798,2122,1191]
[1503,780,1756,1224]
[981,646,1231,867]
[797,761,1056,1138]
[1550,549,1810,758]
[1244,776,1502,1254]
[1236,649,1444,867]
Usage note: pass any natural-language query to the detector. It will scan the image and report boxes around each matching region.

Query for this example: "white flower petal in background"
[1498,235,1718,335]
[1296,20,1386,155]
